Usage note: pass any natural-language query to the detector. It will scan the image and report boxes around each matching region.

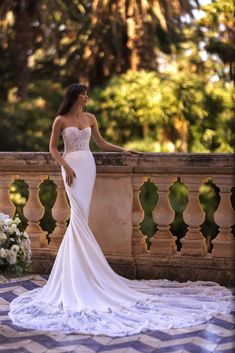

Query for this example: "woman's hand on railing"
[123,149,140,155]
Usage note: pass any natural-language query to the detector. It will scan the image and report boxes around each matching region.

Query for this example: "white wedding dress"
[9,127,233,337]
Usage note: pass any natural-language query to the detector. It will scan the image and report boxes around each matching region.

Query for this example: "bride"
[9,83,233,337]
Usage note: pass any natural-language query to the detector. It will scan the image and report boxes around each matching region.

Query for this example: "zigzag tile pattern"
[0,275,234,353]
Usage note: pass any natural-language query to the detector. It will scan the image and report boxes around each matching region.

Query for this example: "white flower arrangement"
[0,213,31,275]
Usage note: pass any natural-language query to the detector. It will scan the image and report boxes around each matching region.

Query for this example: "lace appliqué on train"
[9,279,234,337]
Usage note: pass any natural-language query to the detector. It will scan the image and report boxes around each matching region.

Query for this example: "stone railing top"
[0,152,234,175]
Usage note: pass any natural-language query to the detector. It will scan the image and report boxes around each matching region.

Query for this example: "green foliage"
[0,70,233,153]
[198,0,235,82]
[0,1,234,153]
[88,70,234,152]
[39,180,57,241]
[139,179,158,249]
[88,71,165,145]
[0,80,64,151]
[0,0,199,98]
[10,180,28,231]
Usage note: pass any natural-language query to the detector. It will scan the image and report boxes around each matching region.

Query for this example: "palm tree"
[201,0,235,83]
[0,0,199,95]
[80,0,199,85]
[0,0,87,99]
[0,0,38,99]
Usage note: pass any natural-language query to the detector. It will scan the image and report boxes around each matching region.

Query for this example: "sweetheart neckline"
[62,126,91,133]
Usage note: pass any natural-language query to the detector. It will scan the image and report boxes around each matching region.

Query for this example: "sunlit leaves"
[88,69,234,152]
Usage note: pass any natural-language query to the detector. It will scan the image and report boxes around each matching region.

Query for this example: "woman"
[9,84,233,337]
[49,83,137,188]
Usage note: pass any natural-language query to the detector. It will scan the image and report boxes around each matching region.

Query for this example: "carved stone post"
[181,176,207,256]
[150,176,177,255]
[0,175,16,217]
[50,175,70,250]
[212,176,235,258]
[23,175,48,250]
[132,175,147,254]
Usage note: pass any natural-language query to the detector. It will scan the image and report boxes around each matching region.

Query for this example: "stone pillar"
[132,175,147,254]
[0,175,16,217]
[150,176,177,255]
[181,176,207,256]
[50,175,70,250]
[23,175,48,250]
[212,176,235,258]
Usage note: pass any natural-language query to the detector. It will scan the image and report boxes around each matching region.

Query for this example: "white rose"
[14,217,21,225]
[5,218,13,226]
[8,224,17,234]
[6,251,17,265]
[11,244,19,253]
[0,233,7,245]
[8,256,17,265]
[0,248,7,258]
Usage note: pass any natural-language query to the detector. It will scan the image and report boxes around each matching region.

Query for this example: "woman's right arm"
[49,117,76,186]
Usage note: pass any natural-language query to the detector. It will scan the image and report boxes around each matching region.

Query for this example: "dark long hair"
[57,83,87,115]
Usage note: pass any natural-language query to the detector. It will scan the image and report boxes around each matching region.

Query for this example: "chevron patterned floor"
[0,275,234,353]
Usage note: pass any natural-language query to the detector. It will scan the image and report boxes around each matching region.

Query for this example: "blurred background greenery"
[1,0,234,248]
[0,0,234,153]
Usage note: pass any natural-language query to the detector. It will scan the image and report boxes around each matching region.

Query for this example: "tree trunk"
[14,1,33,100]
[173,116,189,152]
[126,4,139,71]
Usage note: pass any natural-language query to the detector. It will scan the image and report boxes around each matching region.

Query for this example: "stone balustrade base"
[134,252,235,287]
[29,249,234,287]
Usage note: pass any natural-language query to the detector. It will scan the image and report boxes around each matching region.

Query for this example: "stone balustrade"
[0,152,234,285]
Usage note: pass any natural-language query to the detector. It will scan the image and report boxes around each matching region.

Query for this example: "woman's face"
[78,91,88,106]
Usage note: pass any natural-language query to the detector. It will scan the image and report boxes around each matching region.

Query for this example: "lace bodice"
[61,126,91,155]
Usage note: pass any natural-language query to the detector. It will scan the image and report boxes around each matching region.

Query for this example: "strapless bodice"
[61,126,91,156]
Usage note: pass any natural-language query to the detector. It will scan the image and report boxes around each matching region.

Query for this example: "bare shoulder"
[52,115,64,130]
[84,112,97,126]
[85,111,96,120]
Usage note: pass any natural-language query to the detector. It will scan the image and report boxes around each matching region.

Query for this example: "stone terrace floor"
[0,275,234,353]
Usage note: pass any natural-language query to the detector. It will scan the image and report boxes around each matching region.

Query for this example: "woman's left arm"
[88,113,138,155]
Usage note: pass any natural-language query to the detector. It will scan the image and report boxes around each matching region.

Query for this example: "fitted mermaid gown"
[9,126,233,337]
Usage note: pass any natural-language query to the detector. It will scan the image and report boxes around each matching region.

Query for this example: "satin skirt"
[8,150,234,337]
